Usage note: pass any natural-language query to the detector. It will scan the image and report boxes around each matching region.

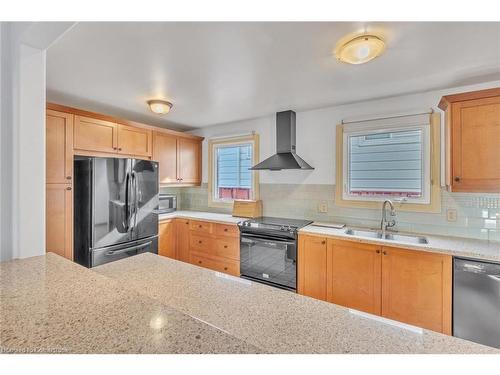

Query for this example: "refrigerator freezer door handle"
[105,241,152,256]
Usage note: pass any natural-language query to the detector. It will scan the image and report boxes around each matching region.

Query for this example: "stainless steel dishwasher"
[454,257,500,349]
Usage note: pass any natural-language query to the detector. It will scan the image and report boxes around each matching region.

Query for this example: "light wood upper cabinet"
[177,138,201,184]
[74,115,118,153]
[153,132,178,184]
[175,219,191,263]
[298,234,328,301]
[158,220,176,259]
[381,246,452,334]
[152,132,202,186]
[46,184,73,260]
[46,110,74,184]
[117,124,152,157]
[439,88,500,192]
[327,239,382,316]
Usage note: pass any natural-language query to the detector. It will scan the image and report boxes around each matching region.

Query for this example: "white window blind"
[342,112,431,203]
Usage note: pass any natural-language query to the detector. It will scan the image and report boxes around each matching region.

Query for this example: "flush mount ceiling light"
[335,35,386,65]
[147,99,173,115]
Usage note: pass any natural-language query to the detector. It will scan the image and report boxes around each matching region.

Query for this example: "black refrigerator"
[74,156,159,267]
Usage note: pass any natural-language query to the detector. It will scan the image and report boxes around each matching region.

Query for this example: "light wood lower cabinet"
[46,184,73,260]
[158,220,176,258]
[175,219,191,262]
[297,235,328,300]
[381,246,452,335]
[327,239,382,316]
[158,218,240,277]
[298,234,452,334]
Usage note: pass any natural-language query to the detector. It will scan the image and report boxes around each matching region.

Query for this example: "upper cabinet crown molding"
[438,87,500,193]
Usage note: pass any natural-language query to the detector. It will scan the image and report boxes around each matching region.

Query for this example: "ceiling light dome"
[336,35,386,65]
[147,99,173,115]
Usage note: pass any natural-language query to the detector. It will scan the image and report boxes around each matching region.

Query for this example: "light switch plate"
[318,201,328,213]
[447,209,457,222]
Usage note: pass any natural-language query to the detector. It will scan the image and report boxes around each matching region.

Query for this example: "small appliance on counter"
[157,193,177,214]
[238,216,313,291]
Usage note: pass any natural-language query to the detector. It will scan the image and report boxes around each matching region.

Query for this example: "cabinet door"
[74,115,117,153]
[381,247,452,334]
[175,219,190,262]
[298,235,328,301]
[153,132,178,184]
[117,124,152,157]
[46,184,73,260]
[46,110,74,184]
[177,138,201,184]
[158,220,176,259]
[328,239,382,315]
[451,96,500,192]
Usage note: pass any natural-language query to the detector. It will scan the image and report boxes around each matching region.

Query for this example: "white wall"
[192,80,500,186]
[0,22,74,261]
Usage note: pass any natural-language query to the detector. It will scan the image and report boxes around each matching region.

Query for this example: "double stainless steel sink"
[344,228,428,244]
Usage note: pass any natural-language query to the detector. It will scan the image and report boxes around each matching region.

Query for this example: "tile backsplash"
[161,184,500,242]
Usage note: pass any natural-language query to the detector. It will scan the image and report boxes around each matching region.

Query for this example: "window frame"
[335,113,441,213]
[208,134,260,208]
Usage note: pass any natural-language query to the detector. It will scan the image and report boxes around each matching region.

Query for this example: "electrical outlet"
[447,209,457,222]
[318,201,328,213]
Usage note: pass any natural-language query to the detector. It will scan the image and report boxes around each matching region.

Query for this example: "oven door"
[240,232,297,291]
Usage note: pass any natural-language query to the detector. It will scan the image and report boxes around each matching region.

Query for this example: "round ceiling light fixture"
[147,99,173,115]
[335,34,386,65]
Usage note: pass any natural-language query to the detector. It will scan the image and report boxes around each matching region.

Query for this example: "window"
[336,112,441,212]
[208,134,259,206]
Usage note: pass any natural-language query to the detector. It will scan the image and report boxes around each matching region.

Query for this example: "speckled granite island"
[1,253,498,354]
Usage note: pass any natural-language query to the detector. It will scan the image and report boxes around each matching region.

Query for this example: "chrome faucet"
[380,200,396,238]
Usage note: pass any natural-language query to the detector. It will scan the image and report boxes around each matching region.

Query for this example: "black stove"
[238,216,312,291]
[238,216,312,239]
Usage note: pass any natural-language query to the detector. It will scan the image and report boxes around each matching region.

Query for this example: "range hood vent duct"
[250,110,314,171]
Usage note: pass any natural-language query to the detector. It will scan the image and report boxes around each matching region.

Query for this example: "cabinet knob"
[224,245,228,249]
[454,176,461,182]
[224,267,228,271]
[224,228,228,232]
[118,148,122,151]
[321,240,326,245]
[66,176,72,180]
[198,225,202,228]
[185,221,189,225]
[376,249,380,254]
[382,250,388,255]
[113,147,117,150]
[198,240,202,244]
[66,187,72,190]
[198,260,202,264]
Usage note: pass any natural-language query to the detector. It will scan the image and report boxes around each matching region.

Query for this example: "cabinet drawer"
[216,223,239,238]
[189,220,214,234]
[190,252,240,277]
[214,238,240,260]
[189,234,213,253]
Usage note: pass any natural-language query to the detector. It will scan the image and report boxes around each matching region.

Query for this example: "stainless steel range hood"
[250,110,314,171]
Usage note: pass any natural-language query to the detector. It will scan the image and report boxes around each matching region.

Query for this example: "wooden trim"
[47,102,204,141]
[438,87,500,110]
[334,113,441,213]
[207,133,260,208]
[73,149,152,160]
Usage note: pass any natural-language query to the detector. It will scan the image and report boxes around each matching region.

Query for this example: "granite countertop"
[300,224,500,263]
[0,254,260,354]
[94,253,499,354]
[158,210,244,225]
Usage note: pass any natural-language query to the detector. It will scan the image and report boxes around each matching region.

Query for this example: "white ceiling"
[46,22,500,130]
